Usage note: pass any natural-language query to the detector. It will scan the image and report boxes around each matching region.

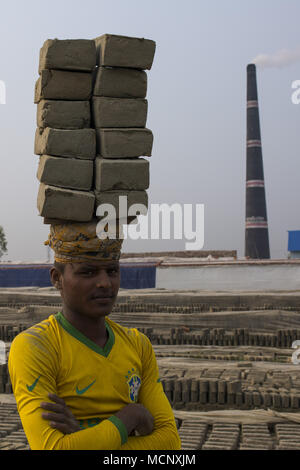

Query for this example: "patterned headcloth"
[44,220,123,263]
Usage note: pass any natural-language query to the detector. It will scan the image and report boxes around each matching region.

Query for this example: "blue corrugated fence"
[0,263,156,289]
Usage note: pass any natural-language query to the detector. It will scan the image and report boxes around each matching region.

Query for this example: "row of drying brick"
[1,401,300,451]
[139,327,300,349]
[157,351,285,363]
[202,423,240,450]
[1,422,300,451]
[0,363,12,393]
[0,402,28,450]
[180,422,300,451]
[239,423,273,450]
[35,35,155,223]
[178,421,209,450]
[113,302,300,313]
[1,321,299,349]
[2,398,300,451]
[161,378,300,410]
[2,365,300,410]
[274,424,300,450]
[0,324,28,342]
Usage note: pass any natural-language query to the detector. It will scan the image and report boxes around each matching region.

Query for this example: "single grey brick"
[94,190,148,219]
[35,69,93,103]
[34,128,96,159]
[37,155,93,191]
[93,66,147,98]
[37,184,95,221]
[95,128,153,158]
[37,100,90,129]
[92,97,147,128]
[94,157,149,191]
[39,39,96,73]
[94,34,156,70]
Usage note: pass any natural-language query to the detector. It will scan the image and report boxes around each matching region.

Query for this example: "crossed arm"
[41,393,155,437]
[38,388,180,450]
[8,331,181,450]
[39,369,181,450]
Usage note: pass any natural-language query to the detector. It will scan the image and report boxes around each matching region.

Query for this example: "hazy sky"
[0,0,299,262]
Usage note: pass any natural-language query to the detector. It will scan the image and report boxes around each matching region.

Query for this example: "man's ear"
[50,267,63,291]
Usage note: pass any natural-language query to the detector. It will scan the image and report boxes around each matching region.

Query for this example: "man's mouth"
[91,294,114,302]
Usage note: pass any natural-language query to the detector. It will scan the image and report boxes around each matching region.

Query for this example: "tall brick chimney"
[245,64,270,259]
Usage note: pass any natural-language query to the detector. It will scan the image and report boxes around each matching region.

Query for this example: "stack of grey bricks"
[35,39,97,222]
[92,34,155,222]
[34,34,156,224]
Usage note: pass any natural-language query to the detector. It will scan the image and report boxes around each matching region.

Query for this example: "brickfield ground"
[1,287,300,450]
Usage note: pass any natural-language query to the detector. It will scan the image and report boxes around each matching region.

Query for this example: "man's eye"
[108,268,119,275]
[78,268,119,276]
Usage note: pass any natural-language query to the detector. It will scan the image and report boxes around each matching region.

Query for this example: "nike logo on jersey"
[26,375,41,392]
[76,379,96,395]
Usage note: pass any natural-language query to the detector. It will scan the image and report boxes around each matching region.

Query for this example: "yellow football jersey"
[8,312,181,450]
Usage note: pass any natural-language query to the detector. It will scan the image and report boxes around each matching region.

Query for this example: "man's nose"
[95,270,112,288]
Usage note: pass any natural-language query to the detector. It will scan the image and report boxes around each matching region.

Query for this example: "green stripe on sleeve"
[108,416,128,445]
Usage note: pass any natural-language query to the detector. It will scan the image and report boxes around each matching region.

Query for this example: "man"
[8,221,181,450]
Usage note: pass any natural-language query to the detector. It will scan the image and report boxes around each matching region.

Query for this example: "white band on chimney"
[246,180,265,188]
[247,140,261,148]
[246,217,268,229]
[246,222,268,229]
[247,100,258,108]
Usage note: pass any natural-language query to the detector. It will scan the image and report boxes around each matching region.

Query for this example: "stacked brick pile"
[0,363,11,393]
[160,377,300,411]
[202,423,240,450]
[92,34,155,223]
[34,34,156,224]
[0,324,27,342]
[35,39,97,222]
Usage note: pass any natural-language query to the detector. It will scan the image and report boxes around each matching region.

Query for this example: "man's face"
[51,260,120,320]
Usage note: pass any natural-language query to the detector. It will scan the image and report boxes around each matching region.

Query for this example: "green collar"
[55,312,115,358]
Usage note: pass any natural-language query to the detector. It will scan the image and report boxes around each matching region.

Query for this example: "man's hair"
[53,261,66,274]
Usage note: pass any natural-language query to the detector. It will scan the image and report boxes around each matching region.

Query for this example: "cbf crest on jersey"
[125,368,141,402]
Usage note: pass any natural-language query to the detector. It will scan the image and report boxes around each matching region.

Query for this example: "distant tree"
[0,226,7,259]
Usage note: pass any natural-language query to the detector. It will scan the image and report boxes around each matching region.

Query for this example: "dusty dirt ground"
[1,287,300,450]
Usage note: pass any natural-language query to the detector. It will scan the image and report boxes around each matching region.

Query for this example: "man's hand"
[134,404,154,436]
[115,403,154,437]
[40,393,80,434]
